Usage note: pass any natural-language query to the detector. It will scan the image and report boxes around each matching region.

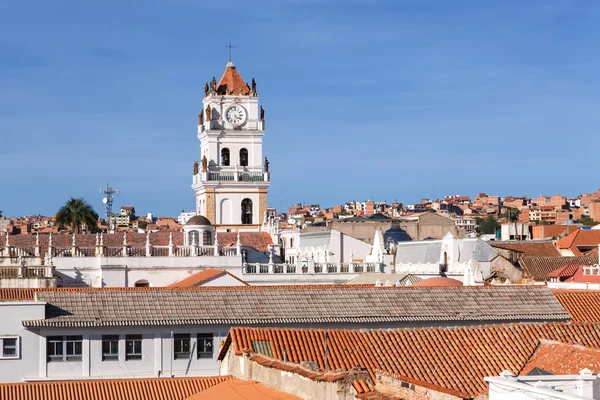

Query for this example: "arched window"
[202,230,212,246]
[241,198,253,225]
[239,148,248,167]
[221,148,230,166]
[443,252,448,265]
[188,231,199,245]
[134,279,149,288]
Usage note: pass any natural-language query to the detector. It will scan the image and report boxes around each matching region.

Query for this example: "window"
[239,148,248,167]
[0,337,19,359]
[241,198,253,225]
[126,335,142,360]
[197,333,213,359]
[221,148,230,166]
[47,336,82,362]
[102,335,119,361]
[174,334,191,360]
[134,280,149,288]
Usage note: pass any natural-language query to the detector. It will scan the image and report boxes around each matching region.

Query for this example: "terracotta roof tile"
[520,340,600,376]
[168,268,249,287]
[518,256,598,281]
[489,241,560,257]
[184,377,301,400]
[216,64,250,96]
[0,232,272,254]
[0,376,229,400]
[553,290,600,322]
[556,230,600,256]
[220,323,600,398]
[546,264,581,278]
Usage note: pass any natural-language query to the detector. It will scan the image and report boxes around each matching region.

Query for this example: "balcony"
[194,171,269,184]
[0,265,56,288]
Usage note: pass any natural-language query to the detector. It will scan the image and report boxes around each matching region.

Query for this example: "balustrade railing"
[75,248,95,257]
[127,247,145,257]
[0,266,54,279]
[152,247,170,257]
[242,262,383,275]
[208,172,234,181]
[239,172,265,182]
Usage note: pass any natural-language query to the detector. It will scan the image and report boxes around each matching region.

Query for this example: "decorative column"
[34,233,40,257]
[213,232,220,257]
[168,232,175,257]
[236,231,242,256]
[48,233,53,258]
[4,231,10,257]
[99,233,104,257]
[122,232,128,257]
[95,233,100,256]
[71,234,77,257]
[145,232,152,257]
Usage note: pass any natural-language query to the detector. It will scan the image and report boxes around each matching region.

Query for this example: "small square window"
[174,334,190,360]
[1,337,19,359]
[126,335,142,361]
[102,335,119,361]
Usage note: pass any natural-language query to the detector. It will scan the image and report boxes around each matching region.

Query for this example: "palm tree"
[55,198,99,234]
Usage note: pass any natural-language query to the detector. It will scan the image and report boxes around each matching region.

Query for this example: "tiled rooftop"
[518,255,598,281]
[22,286,570,328]
[219,323,600,398]
[216,63,251,96]
[0,231,273,253]
[556,230,600,256]
[520,340,600,376]
[167,269,248,287]
[0,376,229,400]
[552,290,600,323]
[489,241,560,257]
[546,264,581,278]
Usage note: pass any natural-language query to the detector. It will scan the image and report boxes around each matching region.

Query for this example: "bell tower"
[192,61,270,231]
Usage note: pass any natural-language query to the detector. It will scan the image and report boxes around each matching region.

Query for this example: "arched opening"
[134,279,149,288]
[443,251,448,265]
[241,198,253,225]
[188,230,199,245]
[221,148,230,166]
[239,148,248,167]
[289,238,294,248]
[202,230,212,246]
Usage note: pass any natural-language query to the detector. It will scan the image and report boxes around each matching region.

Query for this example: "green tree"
[0,210,3,218]
[475,215,500,235]
[55,198,99,234]
[579,215,599,226]
[500,207,520,222]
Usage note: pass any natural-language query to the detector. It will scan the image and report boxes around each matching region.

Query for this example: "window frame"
[197,333,214,359]
[102,335,119,361]
[125,335,143,361]
[47,335,82,362]
[173,334,191,360]
[0,336,20,359]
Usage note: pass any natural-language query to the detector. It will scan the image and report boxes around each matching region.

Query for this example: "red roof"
[556,230,600,256]
[546,264,581,278]
[219,323,600,398]
[412,277,463,287]
[553,290,600,322]
[217,63,250,96]
[520,340,600,375]
[489,241,560,257]
[0,376,229,400]
[168,269,248,287]
[184,377,300,400]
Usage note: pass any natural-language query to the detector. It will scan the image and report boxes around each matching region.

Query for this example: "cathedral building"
[192,61,270,231]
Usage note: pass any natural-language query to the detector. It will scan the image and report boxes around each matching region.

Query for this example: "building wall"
[0,302,46,382]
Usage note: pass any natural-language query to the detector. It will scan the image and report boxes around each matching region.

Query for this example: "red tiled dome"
[413,277,463,287]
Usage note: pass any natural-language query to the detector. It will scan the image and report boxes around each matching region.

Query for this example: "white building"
[192,62,270,230]
[177,210,197,226]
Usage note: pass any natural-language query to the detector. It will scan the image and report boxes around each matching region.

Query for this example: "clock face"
[225,105,247,126]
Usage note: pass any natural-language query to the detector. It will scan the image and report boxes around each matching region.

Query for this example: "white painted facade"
[486,370,600,400]
[192,62,270,227]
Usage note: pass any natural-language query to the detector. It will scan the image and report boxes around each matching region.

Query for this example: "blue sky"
[1,0,599,217]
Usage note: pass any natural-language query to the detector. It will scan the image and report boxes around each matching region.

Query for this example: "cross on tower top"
[226,41,235,62]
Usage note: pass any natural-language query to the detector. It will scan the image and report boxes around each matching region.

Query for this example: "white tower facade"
[192,61,270,230]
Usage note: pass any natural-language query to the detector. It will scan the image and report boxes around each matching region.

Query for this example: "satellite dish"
[102,198,108,204]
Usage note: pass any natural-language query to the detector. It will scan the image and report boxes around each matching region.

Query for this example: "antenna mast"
[100,182,120,232]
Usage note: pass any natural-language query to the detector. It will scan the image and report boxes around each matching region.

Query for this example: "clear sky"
[1,0,599,218]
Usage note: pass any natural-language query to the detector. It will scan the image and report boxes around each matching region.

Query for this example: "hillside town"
[2,3,600,398]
